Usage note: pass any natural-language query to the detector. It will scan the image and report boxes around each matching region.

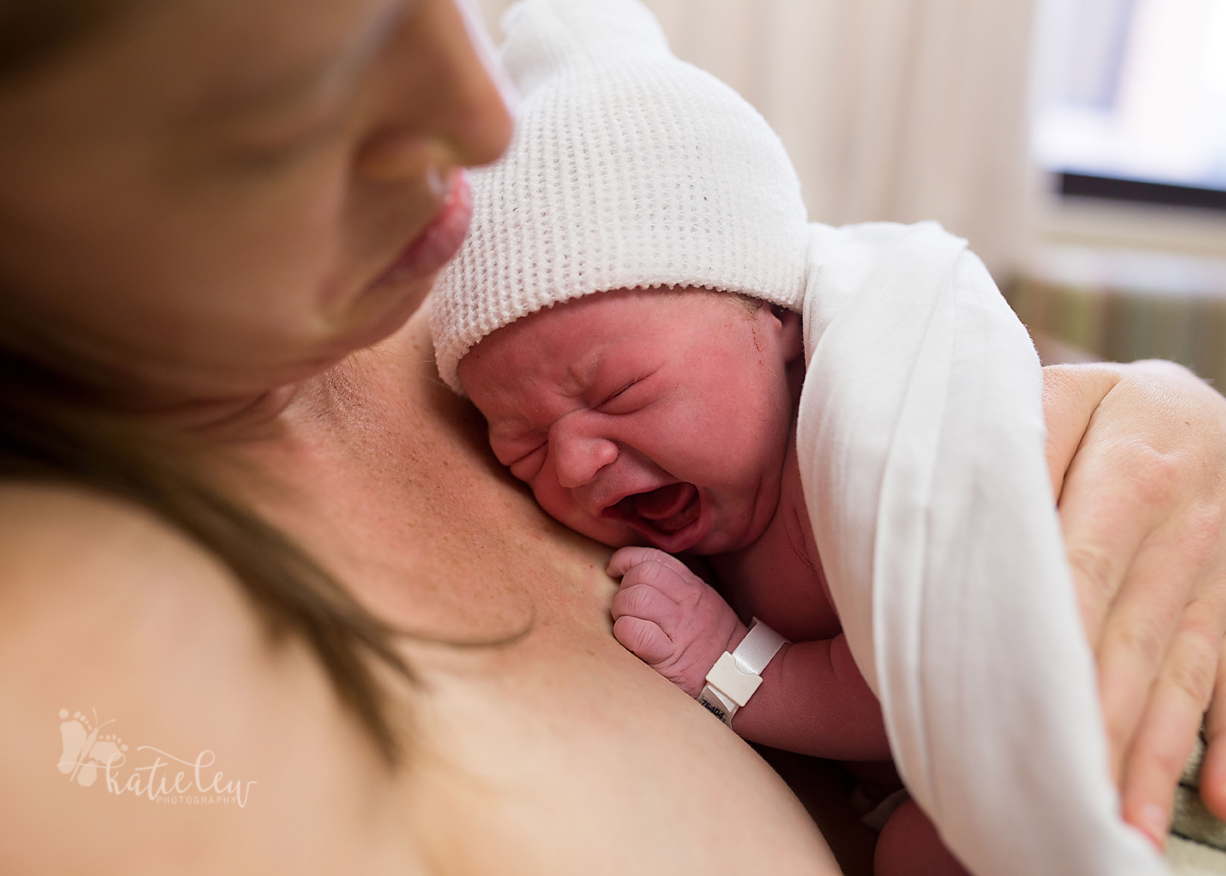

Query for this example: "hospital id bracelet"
[697,618,788,727]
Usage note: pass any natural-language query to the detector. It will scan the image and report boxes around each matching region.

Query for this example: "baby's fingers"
[612,582,681,634]
[613,616,675,665]
[607,546,690,580]
[608,548,702,603]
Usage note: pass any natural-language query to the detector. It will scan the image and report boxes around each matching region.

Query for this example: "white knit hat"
[430,0,810,393]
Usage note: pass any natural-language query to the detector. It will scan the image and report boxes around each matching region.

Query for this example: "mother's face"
[0,0,512,401]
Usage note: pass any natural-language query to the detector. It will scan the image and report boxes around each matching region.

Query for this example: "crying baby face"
[457,286,804,556]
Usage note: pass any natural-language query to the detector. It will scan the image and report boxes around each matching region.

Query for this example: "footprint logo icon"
[58,709,128,788]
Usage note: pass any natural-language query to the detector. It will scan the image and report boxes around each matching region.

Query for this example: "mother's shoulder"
[0,481,241,613]
[0,481,269,715]
[0,482,404,875]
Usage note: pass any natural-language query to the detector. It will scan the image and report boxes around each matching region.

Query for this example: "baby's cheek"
[565,515,638,549]
[532,487,599,537]
[507,445,547,482]
[554,500,638,548]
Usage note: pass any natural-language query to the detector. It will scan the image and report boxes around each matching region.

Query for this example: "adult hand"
[1044,360,1226,847]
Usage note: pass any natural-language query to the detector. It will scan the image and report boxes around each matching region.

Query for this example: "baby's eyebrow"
[559,363,588,397]
[560,352,609,401]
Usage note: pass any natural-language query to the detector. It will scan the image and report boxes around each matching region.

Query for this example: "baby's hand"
[607,547,746,698]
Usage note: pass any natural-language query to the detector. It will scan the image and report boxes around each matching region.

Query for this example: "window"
[1033,0,1226,208]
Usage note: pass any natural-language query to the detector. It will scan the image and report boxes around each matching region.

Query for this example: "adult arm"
[1044,360,1226,846]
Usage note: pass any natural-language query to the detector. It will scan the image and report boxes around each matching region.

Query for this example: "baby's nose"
[551,422,619,489]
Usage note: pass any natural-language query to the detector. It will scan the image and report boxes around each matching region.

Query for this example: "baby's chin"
[559,515,641,550]
[563,516,681,553]
[687,495,781,557]
[683,522,764,556]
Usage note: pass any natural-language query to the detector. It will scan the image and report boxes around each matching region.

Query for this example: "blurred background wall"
[470,0,1226,381]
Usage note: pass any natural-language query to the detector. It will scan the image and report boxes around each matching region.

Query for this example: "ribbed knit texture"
[431,0,809,393]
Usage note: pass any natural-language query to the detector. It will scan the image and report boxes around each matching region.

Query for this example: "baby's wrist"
[697,619,788,728]
[718,622,751,667]
[679,622,748,699]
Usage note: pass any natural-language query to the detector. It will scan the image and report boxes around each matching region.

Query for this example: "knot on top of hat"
[501,0,671,96]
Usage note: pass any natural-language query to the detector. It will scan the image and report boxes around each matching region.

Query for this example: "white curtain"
[473,0,1038,276]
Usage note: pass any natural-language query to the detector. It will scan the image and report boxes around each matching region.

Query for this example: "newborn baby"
[431,1,970,873]
[457,286,884,758]
[454,287,958,874]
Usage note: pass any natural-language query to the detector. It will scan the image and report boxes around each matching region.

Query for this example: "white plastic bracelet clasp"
[697,618,788,726]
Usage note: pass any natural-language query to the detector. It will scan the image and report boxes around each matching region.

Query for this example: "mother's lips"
[372,169,473,288]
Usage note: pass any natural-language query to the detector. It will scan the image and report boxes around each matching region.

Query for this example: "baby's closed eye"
[597,378,649,415]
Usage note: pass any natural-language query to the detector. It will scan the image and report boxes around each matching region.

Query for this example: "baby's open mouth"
[617,482,700,535]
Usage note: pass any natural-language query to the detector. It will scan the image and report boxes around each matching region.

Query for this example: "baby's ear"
[772,305,804,362]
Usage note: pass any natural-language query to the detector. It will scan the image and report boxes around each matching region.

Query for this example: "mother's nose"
[355,0,514,182]
[550,420,619,489]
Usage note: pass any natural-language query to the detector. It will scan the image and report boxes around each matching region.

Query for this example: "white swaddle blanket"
[797,219,1168,875]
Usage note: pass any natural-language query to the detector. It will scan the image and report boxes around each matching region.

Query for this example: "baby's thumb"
[613,616,674,665]
[606,546,670,579]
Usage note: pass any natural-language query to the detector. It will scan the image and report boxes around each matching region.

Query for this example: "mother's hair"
[0,0,124,75]
[0,0,413,762]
